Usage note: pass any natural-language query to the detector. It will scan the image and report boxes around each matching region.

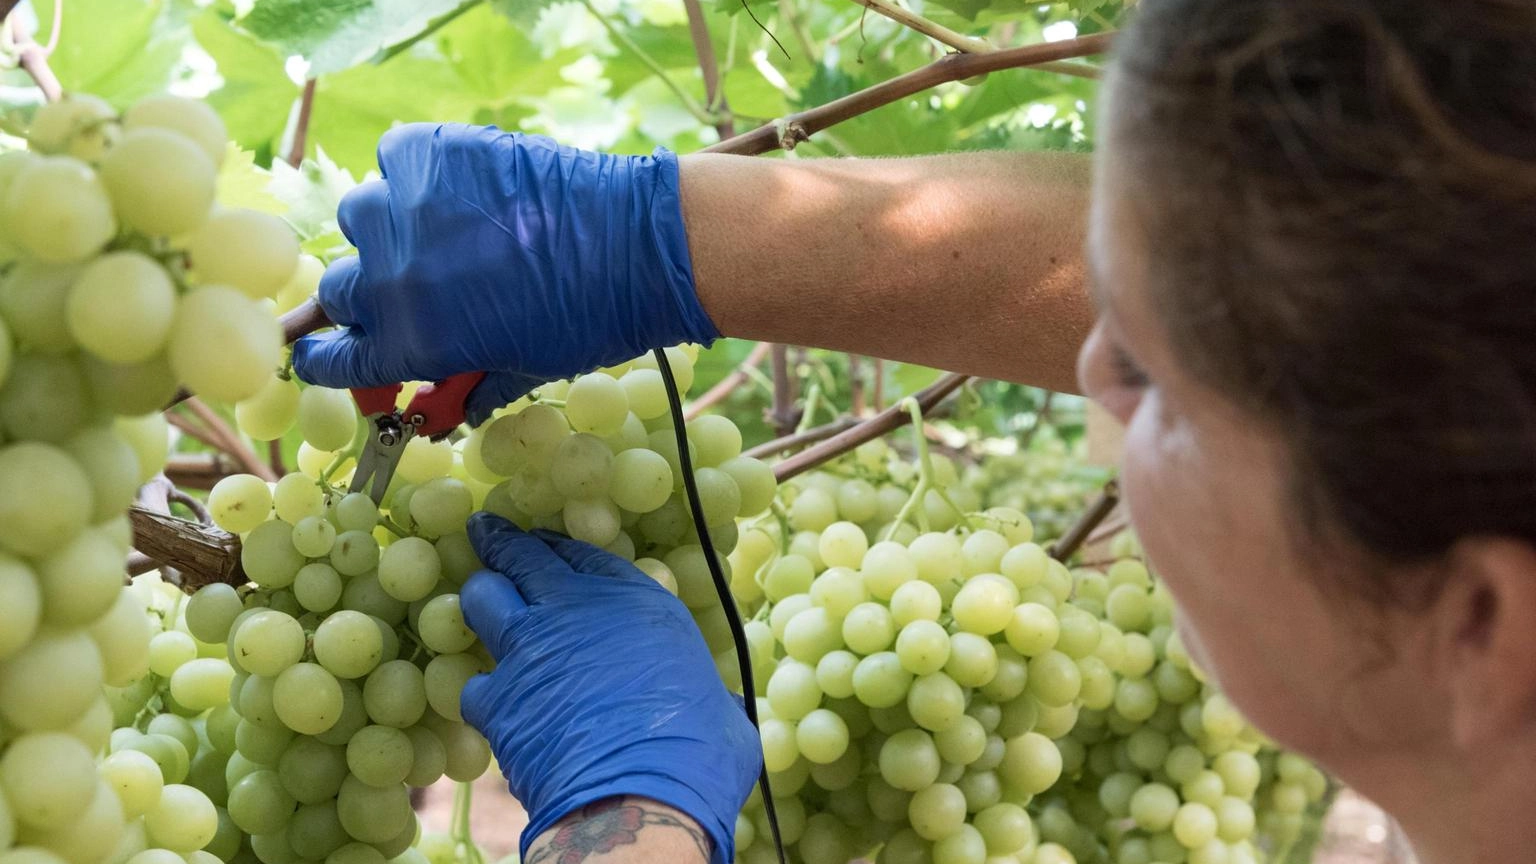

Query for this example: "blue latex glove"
[290,124,719,424]
[459,513,760,864]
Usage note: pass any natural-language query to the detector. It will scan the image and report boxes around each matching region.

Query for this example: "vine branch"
[686,340,771,419]
[183,397,278,481]
[681,0,734,140]
[769,343,797,436]
[848,0,993,54]
[773,372,967,481]
[1048,479,1120,561]
[744,416,860,460]
[705,31,1114,155]
[287,78,316,168]
[9,14,60,102]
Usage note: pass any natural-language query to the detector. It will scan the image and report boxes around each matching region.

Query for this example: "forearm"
[525,797,711,864]
[681,151,1093,394]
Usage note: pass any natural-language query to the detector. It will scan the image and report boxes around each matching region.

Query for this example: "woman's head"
[1080,0,1536,784]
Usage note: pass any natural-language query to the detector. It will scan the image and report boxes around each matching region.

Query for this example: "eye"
[1109,343,1149,389]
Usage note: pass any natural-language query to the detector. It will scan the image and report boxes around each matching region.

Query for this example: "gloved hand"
[459,513,760,864]
[290,124,719,425]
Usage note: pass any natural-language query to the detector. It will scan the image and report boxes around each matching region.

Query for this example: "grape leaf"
[267,149,360,240]
[192,11,298,154]
[215,146,287,215]
[239,0,483,76]
[31,0,184,106]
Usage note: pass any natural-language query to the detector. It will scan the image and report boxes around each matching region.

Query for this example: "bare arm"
[680,150,1093,394]
[525,797,711,864]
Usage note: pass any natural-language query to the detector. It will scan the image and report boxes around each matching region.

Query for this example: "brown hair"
[1109,0,1536,601]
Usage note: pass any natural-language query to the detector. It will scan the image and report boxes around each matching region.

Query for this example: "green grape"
[1001,732,1061,796]
[818,522,868,570]
[1212,752,1261,799]
[833,479,879,524]
[686,414,741,466]
[242,520,305,589]
[315,679,369,748]
[147,713,198,762]
[334,493,380,533]
[123,94,227,165]
[144,784,218,852]
[395,436,454,486]
[852,652,912,709]
[551,433,612,499]
[909,533,961,586]
[1027,651,1081,707]
[418,595,476,654]
[435,532,482,586]
[814,650,859,700]
[880,729,942,792]
[410,477,473,538]
[480,404,568,476]
[861,541,917,601]
[0,260,79,353]
[565,374,628,435]
[346,725,414,787]
[293,515,338,558]
[959,530,1009,577]
[424,653,481,722]
[114,412,168,483]
[65,251,175,363]
[208,474,272,534]
[101,750,165,819]
[895,620,950,676]
[402,725,447,787]
[81,353,179,414]
[274,663,343,735]
[907,672,965,732]
[3,156,116,261]
[693,466,741,526]
[943,632,998,689]
[951,575,1019,636]
[297,386,357,453]
[228,769,297,834]
[0,628,102,730]
[339,575,407,627]
[275,736,348,804]
[0,732,97,830]
[313,611,384,680]
[809,567,867,618]
[236,717,294,766]
[841,601,896,655]
[335,775,412,844]
[889,581,942,627]
[908,782,967,841]
[377,537,441,602]
[782,606,842,664]
[328,530,379,578]
[789,488,837,532]
[1129,783,1181,832]
[766,660,822,721]
[289,801,350,861]
[1005,603,1060,657]
[1106,584,1153,633]
[168,286,283,403]
[563,497,621,546]
[233,610,305,676]
[762,554,814,602]
[363,660,427,728]
[188,209,300,298]
[89,588,152,686]
[974,803,1032,854]
[1055,606,1102,659]
[273,472,326,524]
[186,584,243,644]
[718,455,776,517]
[0,354,92,443]
[237,673,283,729]
[170,658,236,712]
[933,715,987,765]
[618,368,667,419]
[28,93,118,158]
[101,128,215,235]
[35,525,120,626]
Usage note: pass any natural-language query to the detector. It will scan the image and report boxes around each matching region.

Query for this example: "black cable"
[654,347,787,864]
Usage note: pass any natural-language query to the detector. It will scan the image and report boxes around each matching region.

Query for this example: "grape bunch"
[125,347,777,864]
[0,90,300,864]
[723,445,1329,864]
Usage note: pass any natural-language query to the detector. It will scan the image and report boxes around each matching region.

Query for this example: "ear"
[1439,538,1536,749]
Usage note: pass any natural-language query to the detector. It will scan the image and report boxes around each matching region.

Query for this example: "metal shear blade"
[351,414,411,504]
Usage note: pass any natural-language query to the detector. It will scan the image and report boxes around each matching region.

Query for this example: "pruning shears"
[348,372,485,504]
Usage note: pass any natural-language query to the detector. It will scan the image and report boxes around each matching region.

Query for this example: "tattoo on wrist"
[528,797,711,864]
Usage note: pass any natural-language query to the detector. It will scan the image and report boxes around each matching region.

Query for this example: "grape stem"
[1047,479,1120,561]
[882,396,971,539]
[451,781,485,864]
[795,381,823,434]
[769,344,798,437]
[183,397,280,481]
[704,31,1113,155]
[7,13,60,102]
[684,340,772,420]
[681,0,735,141]
[847,0,995,55]
[771,372,967,482]
[287,78,316,168]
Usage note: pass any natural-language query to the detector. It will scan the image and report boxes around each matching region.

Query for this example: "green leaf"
[240,0,483,76]
[267,149,359,240]
[891,363,943,397]
[33,0,184,106]
[436,4,588,105]
[192,10,298,152]
[490,0,556,32]
[215,146,287,214]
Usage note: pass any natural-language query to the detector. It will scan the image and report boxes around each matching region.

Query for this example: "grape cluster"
[724,447,1329,864]
[964,432,1108,542]
[0,91,298,864]
[127,347,776,864]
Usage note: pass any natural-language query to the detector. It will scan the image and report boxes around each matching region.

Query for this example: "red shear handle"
[351,384,403,418]
[404,372,487,438]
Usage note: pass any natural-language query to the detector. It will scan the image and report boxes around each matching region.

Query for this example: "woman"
[294,2,1536,863]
